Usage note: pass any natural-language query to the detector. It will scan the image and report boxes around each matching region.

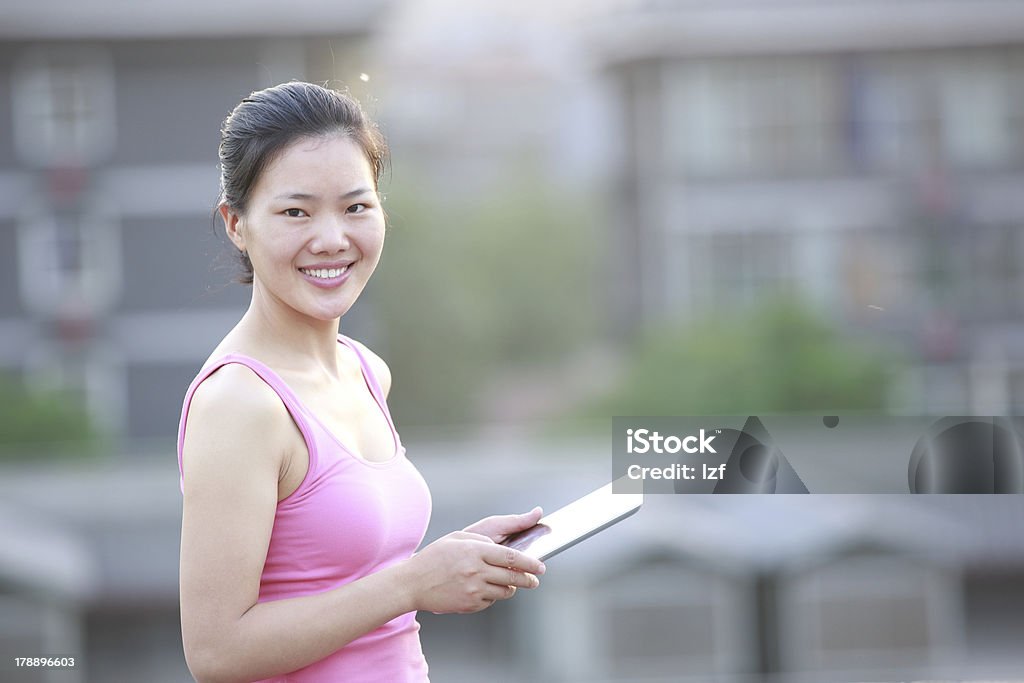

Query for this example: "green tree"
[0,372,102,460]
[370,167,599,429]
[589,299,898,416]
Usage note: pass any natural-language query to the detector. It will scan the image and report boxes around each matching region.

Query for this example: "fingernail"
[539,562,547,574]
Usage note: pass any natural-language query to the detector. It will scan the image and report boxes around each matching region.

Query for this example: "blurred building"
[0,2,391,681]
[586,0,1024,414]
[0,0,390,445]
[3,436,1024,683]
[412,445,1024,683]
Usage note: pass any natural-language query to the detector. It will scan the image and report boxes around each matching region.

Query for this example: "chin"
[308,306,352,321]
[313,299,357,321]
[294,285,365,321]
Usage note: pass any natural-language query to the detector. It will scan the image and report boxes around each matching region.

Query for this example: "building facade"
[0,3,387,446]
[588,0,1024,413]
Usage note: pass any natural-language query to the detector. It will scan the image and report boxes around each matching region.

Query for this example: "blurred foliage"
[587,298,900,416]
[370,168,599,429]
[0,372,103,460]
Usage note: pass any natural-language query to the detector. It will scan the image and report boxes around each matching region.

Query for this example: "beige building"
[585,0,1024,414]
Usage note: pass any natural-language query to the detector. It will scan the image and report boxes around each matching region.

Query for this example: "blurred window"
[966,222,1024,321]
[780,555,960,672]
[608,602,717,677]
[853,49,1023,171]
[12,46,116,167]
[597,562,750,679]
[17,199,121,319]
[701,231,795,309]
[850,56,933,171]
[665,48,1023,176]
[665,57,840,177]
[938,55,1015,168]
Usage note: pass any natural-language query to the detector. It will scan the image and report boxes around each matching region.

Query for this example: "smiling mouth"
[298,264,351,279]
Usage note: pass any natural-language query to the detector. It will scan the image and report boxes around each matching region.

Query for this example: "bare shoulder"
[179,362,295,664]
[181,363,293,492]
[347,338,392,398]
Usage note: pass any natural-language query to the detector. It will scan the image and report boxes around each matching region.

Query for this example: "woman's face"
[223,134,385,323]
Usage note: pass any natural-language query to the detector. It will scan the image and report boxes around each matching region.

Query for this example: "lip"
[297,262,354,289]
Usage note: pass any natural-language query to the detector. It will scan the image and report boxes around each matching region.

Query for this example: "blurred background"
[2,0,1024,681]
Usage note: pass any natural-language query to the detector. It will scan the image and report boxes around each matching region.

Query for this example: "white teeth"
[301,265,349,279]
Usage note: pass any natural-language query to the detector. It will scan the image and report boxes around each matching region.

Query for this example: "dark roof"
[1,0,393,39]
[1,445,1023,601]
[584,0,1024,63]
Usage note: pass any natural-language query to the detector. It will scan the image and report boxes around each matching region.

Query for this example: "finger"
[454,531,497,544]
[473,508,545,536]
[485,545,546,575]
[480,583,516,603]
[462,515,498,535]
[504,508,543,535]
[483,566,540,590]
[495,508,544,535]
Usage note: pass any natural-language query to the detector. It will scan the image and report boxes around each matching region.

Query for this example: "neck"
[239,284,344,377]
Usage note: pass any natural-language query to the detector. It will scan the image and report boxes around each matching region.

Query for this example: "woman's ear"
[220,203,246,253]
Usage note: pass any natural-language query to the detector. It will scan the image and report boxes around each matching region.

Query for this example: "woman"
[176,81,545,683]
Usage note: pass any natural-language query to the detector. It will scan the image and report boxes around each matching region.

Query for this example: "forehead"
[255,134,374,193]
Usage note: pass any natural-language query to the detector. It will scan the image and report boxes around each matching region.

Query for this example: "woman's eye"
[284,208,307,218]
[347,203,367,214]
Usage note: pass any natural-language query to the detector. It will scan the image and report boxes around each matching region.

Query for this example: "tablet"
[501,480,643,561]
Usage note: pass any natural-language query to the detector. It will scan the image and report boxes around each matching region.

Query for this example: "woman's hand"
[463,506,544,543]
[403,530,545,615]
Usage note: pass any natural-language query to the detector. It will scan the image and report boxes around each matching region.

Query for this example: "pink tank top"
[177,335,432,682]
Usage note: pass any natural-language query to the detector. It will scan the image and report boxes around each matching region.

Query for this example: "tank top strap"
[336,334,401,445]
[176,353,320,494]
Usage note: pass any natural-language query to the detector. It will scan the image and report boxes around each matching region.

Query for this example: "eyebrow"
[274,188,374,201]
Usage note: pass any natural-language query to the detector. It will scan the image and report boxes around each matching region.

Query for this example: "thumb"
[493,507,543,537]
[465,507,545,541]
[518,506,543,526]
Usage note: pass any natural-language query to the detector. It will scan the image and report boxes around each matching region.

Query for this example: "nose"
[311,216,351,254]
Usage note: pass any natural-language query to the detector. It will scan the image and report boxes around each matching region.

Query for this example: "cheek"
[362,223,387,260]
[245,230,300,275]
[255,229,299,260]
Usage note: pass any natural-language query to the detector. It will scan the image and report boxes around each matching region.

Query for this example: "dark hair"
[218,81,389,284]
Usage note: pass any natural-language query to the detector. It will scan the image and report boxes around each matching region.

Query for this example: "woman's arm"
[179,365,543,683]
